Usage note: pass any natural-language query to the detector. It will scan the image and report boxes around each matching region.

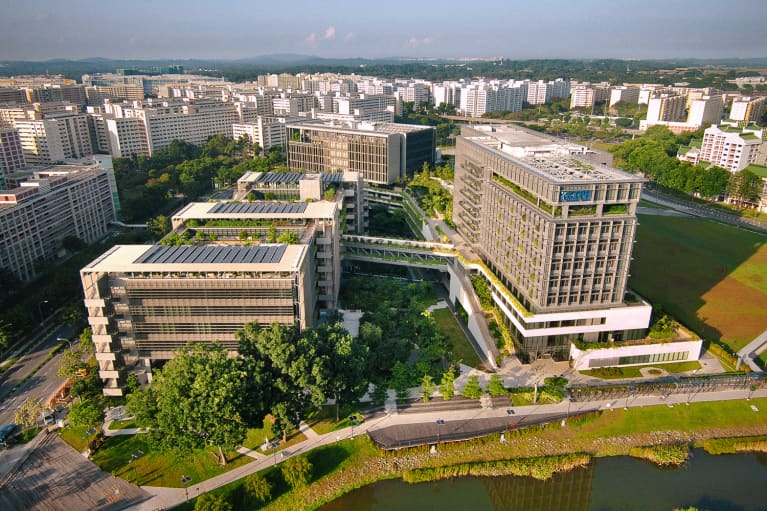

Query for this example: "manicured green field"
[630,213,767,351]
[90,434,252,487]
[431,307,484,368]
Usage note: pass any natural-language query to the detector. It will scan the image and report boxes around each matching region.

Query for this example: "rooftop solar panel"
[209,202,308,215]
[133,245,290,265]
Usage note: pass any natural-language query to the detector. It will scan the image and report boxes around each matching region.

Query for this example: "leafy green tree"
[439,365,457,400]
[309,323,369,421]
[0,319,12,350]
[57,345,86,378]
[194,493,232,511]
[126,343,247,465]
[461,375,483,399]
[276,231,300,244]
[266,225,278,243]
[390,361,411,403]
[15,398,43,428]
[147,215,172,239]
[281,455,312,489]
[421,374,436,402]
[68,401,104,428]
[370,383,389,406]
[487,374,507,397]
[244,473,272,503]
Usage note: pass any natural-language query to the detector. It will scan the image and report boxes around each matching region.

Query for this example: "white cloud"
[305,26,337,47]
[343,32,356,42]
[407,36,434,48]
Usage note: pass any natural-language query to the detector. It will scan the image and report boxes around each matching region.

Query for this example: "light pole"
[181,475,192,502]
[38,300,49,324]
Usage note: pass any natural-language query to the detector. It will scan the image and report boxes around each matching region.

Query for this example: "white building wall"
[570,339,703,370]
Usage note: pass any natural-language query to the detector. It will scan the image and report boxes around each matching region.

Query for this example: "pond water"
[317,450,767,511]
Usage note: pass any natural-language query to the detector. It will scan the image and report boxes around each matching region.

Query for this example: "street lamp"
[181,475,192,501]
[38,300,49,324]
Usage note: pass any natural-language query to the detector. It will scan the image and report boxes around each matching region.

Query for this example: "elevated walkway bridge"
[340,235,455,270]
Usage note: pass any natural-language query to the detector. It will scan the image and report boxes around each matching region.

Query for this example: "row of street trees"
[126,322,367,465]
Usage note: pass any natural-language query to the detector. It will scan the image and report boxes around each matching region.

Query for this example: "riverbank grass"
[178,398,767,511]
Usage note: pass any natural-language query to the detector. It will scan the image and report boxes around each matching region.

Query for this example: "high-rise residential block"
[1,157,119,281]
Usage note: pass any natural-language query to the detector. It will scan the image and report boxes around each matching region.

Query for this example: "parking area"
[0,431,149,511]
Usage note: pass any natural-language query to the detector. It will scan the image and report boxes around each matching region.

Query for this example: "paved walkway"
[737,329,767,372]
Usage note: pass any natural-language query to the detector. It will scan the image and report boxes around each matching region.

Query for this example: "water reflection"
[317,451,767,511]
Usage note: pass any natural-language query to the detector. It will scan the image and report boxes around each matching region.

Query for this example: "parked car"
[0,423,17,442]
[43,411,55,425]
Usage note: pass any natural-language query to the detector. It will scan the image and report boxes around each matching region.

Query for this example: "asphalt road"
[0,324,74,426]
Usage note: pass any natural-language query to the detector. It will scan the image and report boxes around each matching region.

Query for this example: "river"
[317,450,767,511]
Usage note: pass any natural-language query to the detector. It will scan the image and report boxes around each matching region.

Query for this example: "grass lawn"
[306,404,363,435]
[241,416,307,453]
[59,424,100,452]
[570,398,767,442]
[432,307,484,368]
[90,433,253,487]
[758,351,767,369]
[631,213,767,352]
[581,361,702,379]
[107,419,136,430]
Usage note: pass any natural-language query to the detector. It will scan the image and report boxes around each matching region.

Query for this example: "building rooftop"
[135,244,286,265]
[254,172,345,185]
[173,200,337,221]
[463,125,642,184]
[82,243,307,273]
[744,163,767,178]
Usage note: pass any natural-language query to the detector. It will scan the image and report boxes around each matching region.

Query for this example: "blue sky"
[1,0,765,61]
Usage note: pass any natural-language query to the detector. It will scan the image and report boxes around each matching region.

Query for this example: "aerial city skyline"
[0,2,765,510]
[1,0,766,61]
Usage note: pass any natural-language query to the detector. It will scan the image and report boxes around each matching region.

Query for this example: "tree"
[244,473,272,503]
[390,361,411,403]
[62,235,86,252]
[461,375,483,399]
[310,323,369,421]
[126,343,247,465]
[68,401,104,428]
[194,493,232,511]
[0,319,12,351]
[276,231,300,244]
[439,365,457,400]
[15,398,43,428]
[487,374,507,397]
[281,455,312,489]
[57,345,86,378]
[370,383,389,406]
[147,215,172,239]
[421,374,436,402]
[266,225,278,243]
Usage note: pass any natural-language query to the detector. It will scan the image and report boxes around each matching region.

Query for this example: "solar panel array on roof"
[134,245,287,265]
[209,202,308,215]
[321,173,344,183]
[256,172,304,184]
